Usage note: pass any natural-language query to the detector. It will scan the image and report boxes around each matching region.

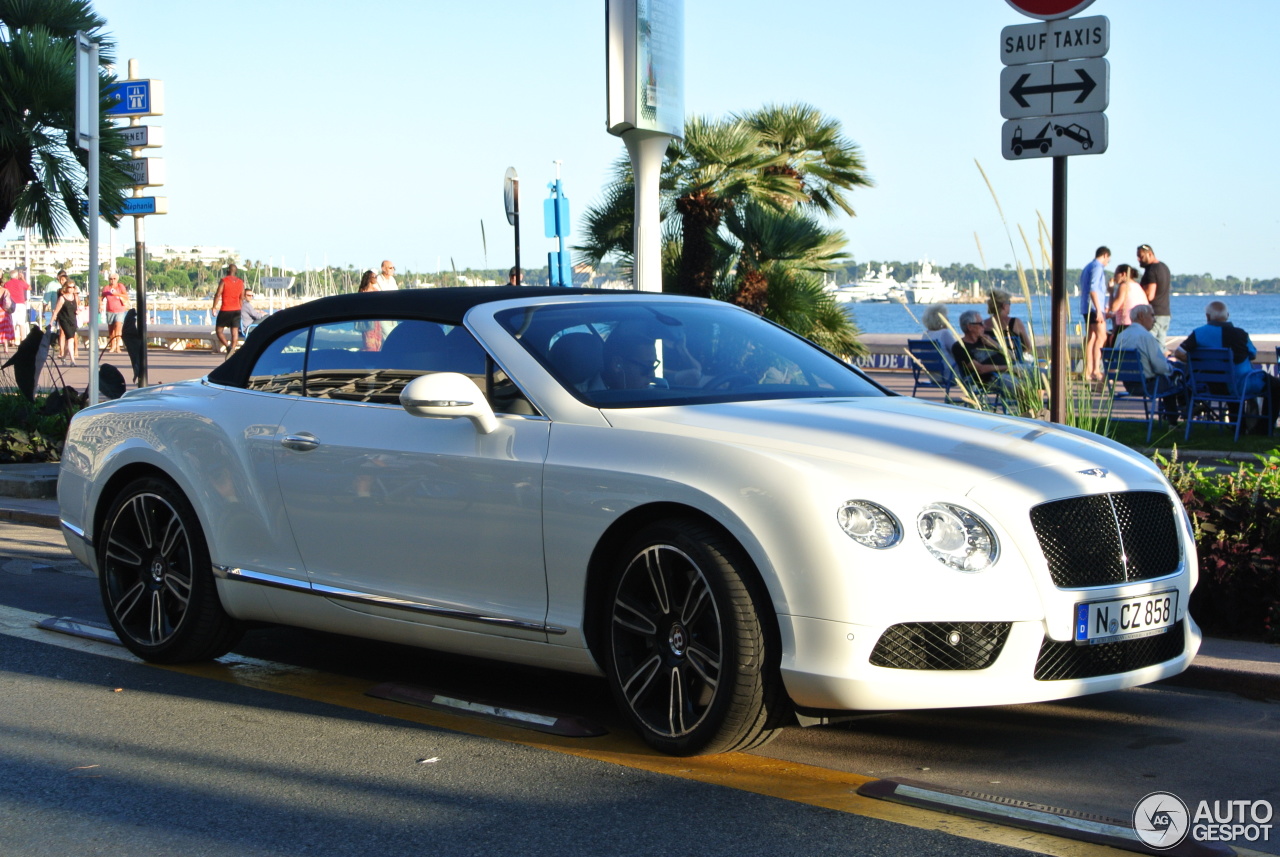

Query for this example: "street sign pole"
[75,32,101,405]
[1001,4,1109,423]
[1051,157,1068,423]
[503,167,520,283]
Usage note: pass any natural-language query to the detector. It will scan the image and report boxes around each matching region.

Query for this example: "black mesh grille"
[1030,491,1181,588]
[870,622,1012,671]
[1034,621,1186,681]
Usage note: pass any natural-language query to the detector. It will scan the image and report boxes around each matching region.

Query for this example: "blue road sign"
[105,80,163,117]
[81,196,167,216]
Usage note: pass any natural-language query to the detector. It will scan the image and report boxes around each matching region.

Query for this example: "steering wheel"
[703,372,754,391]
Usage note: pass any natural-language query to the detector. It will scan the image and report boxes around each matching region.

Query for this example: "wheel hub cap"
[150,559,165,582]
[668,622,687,657]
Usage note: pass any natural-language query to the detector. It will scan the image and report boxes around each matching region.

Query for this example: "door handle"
[281,432,319,452]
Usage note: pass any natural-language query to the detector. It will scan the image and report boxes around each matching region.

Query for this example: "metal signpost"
[606,0,683,292]
[74,32,101,405]
[109,60,165,386]
[545,161,572,287]
[1000,0,1106,423]
[503,167,520,281]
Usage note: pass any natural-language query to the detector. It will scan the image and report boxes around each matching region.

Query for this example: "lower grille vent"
[870,622,1012,671]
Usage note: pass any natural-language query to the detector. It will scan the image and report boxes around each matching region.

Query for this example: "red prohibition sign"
[1004,0,1097,20]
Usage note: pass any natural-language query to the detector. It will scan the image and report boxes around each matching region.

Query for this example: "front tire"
[98,476,243,663]
[605,518,782,755]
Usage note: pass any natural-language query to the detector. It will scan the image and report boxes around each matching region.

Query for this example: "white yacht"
[830,264,901,303]
[903,261,957,304]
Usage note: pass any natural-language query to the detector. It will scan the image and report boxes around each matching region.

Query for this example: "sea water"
[845,293,1280,337]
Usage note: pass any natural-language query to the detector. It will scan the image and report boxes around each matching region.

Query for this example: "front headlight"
[837,500,901,549]
[917,503,998,571]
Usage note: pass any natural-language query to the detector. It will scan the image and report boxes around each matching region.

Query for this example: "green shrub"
[1156,450,1280,642]
[0,392,75,463]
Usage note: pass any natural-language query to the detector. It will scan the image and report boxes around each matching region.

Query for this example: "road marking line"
[0,603,1123,857]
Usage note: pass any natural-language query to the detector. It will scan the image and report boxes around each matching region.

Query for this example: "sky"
[4,0,1278,281]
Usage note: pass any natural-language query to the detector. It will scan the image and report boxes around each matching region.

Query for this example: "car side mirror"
[399,372,498,434]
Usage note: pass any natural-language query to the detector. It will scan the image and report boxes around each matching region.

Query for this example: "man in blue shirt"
[1179,300,1280,434]
[1079,246,1110,381]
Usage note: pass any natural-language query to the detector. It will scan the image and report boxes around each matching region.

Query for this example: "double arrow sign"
[1000,15,1110,159]
[1000,57,1107,118]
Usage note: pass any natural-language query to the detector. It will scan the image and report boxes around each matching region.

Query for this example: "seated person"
[1177,299,1280,434]
[983,289,1029,361]
[1113,304,1185,421]
[952,309,1015,392]
[603,326,664,390]
[921,303,959,379]
[661,327,702,387]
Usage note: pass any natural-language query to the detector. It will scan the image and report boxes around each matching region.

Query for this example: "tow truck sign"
[1001,112,1107,160]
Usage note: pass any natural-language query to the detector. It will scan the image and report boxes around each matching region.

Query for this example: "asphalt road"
[2,520,1277,857]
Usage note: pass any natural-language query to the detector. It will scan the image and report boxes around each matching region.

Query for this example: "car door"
[272,319,553,640]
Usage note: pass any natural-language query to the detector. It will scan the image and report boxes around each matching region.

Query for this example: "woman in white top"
[921,303,960,378]
[1107,264,1148,334]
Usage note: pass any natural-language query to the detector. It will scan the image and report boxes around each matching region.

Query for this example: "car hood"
[600,396,1163,493]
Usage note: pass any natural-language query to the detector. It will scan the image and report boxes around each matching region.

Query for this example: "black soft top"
[207,285,615,387]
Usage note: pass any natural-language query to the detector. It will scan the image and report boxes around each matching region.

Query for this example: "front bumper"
[778,612,1202,712]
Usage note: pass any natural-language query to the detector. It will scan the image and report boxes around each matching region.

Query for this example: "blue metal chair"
[1099,348,1184,443]
[1183,347,1273,442]
[906,339,955,401]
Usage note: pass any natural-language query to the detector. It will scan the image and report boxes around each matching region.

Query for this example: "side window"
[246,319,537,415]
[305,319,431,403]
[246,328,309,395]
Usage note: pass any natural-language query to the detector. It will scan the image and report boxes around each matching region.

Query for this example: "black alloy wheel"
[606,518,781,756]
[98,476,243,663]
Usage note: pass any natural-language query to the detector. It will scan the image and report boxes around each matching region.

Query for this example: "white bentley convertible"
[58,287,1201,755]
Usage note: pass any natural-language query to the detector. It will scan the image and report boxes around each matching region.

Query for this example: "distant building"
[0,238,241,278]
[0,237,92,276]
[125,244,240,267]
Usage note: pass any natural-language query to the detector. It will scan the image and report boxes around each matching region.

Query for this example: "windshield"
[496,300,886,408]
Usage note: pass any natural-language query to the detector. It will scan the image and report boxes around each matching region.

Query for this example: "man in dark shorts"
[1138,243,1171,346]
[212,262,246,355]
[1079,245,1110,381]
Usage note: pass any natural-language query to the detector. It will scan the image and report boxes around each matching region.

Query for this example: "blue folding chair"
[1099,348,1184,443]
[906,339,955,401]
[1183,347,1273,442]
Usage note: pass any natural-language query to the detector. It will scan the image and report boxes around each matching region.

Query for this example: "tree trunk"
[733,268,769,315]
[674,191,722,298]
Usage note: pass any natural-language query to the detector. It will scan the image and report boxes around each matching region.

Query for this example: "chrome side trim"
[212,565,567,635]
[62,519,89,544]
[213,565,313,593]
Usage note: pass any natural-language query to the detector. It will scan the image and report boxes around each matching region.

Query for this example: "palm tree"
[714,202,864,357]
[738,103,874,217]
[0,0,132,242]
[576,105,871,348]
[664,116,804,298]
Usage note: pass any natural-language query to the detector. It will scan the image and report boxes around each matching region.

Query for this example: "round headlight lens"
[837,500,901,549]
[917,503,998,571]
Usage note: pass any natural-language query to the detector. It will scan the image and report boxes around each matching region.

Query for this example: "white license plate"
[1074,590,1179,644]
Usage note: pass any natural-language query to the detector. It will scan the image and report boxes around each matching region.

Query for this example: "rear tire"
[604,518,783,755]
[98,476,243,663]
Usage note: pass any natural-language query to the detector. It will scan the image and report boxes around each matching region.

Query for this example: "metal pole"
[135,215,147,386]
[623,129,671,292]
[1050,156,1068,424]
[126,59,148,387]
[512,178,520,284]
[87,117,100,405]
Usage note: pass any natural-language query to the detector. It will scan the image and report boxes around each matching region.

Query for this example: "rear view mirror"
[400,373,498,434]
